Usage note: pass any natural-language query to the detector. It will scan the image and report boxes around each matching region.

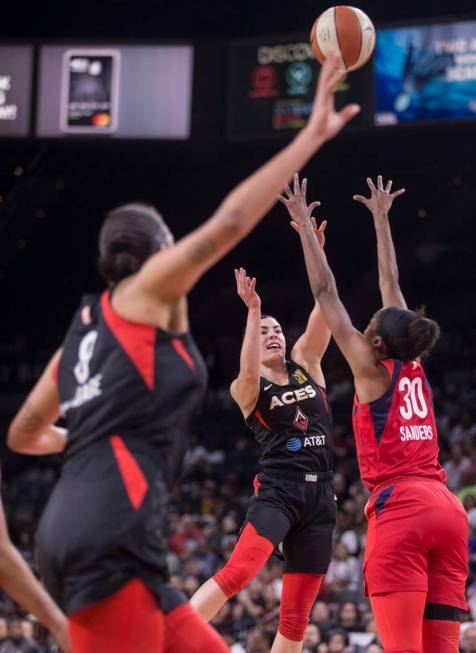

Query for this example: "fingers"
[353,194,368,205]
[290,221,300,233]
[308,201,321,214]
[277,194,289,205]
[391,188,406,198]
[385,179,393,193]
[377,175,384,191]
[319,219,328,233]
[366,177,376,194]
[338,103,361,126]
[293,172,300,196]
[301,176,307,202]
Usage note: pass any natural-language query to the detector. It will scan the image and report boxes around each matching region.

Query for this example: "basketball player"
[7,53,359,653]
[192,223,335,653]
[280,174,467,653]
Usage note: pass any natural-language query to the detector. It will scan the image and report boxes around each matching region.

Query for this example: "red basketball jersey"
[352,359,446,493]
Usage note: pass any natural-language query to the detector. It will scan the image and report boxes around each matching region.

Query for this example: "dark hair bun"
[407,316,440,360]
[98,250,141,285]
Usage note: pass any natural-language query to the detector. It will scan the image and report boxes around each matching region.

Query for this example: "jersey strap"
[369,359,402,445]
[101,291,156,391]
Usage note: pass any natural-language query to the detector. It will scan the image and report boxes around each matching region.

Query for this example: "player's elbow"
[7,424,28,453]
[311,279,334,299]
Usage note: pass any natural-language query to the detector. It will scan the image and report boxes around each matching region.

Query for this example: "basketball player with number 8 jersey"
[282,173,467,653]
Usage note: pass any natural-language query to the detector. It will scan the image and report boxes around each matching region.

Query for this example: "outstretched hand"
[353,175,405,216]
[308,50,361,142]
[278,173,327,247]
[234,267,261,311]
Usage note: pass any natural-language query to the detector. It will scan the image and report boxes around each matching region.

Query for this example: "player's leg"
[191,495,291,621]
[163,603,229,653]
[271,573,324,653]
[271,487,335,653]
[370,591,427,653]
[68,578,164,653]
[422,604,460,653]
[423,487,468,653]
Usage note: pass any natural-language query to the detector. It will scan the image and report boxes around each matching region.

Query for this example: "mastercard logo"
[92,113,111,126]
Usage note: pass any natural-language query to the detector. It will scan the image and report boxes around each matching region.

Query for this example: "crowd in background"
[1,345,476,652]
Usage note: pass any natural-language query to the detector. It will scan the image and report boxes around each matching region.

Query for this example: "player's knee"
[213,547,269,597]
[213,523,274,597]
[279,573,323,641]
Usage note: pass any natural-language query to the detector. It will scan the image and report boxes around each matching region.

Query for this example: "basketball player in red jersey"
[280,174,467,653]
[7,53,360,653]
[192,222,335,653]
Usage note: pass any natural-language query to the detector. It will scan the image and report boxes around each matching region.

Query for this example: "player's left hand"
[278,173,326,247]
[353,175,405,216]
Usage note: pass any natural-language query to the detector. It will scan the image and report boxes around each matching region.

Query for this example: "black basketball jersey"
[245,360,333,474]
[57,291,208,486]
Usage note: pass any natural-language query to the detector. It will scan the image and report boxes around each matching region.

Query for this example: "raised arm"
[0,496,70,651]
[354,175,406,308]
[290,216,331,386]
[230,269,262,417]
[280,175,387,402]
[132,52,360,302]
[8,349,68,455]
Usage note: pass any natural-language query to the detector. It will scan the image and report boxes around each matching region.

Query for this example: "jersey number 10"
[398,376,428,420]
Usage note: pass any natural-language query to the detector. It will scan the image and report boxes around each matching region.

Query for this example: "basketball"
[310,6,376,71]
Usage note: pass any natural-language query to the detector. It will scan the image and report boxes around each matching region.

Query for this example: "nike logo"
[264,384,272,391]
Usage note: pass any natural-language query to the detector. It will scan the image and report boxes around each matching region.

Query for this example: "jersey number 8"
[74,331,98,385]
[398,376,428,420]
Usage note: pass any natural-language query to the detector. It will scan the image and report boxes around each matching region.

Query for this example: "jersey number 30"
[398,376,428,419]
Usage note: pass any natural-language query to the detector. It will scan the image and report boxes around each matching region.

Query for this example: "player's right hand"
[234,268,261,311]
[307,50,361,142]
[353,175,405,216]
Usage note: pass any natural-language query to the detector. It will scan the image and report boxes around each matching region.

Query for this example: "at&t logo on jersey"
[270,384,317,410]
[61,330,103,415]
[286,433,326,452]
[287,437,302,452]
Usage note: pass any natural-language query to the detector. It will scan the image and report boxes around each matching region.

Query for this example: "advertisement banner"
[227,35,374,140]
[375,20,476,124]
[0,46,33,136]
[37,45,194,139]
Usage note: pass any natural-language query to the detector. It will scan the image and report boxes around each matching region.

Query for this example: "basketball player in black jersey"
[192,232,335,653]
[8,52,359,653]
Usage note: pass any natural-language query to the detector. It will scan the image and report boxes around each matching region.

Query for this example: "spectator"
[337,602,364,633]
[302,623,323,653]
[0,617,41,653]
[0,620,6,646]
[365,645,382,653]
[246,628,271,653]
[311,601,336,638]
[461,626,476,653]
[444,443,471,492]
[325,543,361,601]
[326,628,351,653]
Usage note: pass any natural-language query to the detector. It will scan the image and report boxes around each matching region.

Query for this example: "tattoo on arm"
[187,237,218,264]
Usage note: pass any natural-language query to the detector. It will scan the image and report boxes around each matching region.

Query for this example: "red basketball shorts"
[364,478,468,610]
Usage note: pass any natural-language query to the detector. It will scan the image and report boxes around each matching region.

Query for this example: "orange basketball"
[310,6,376,71]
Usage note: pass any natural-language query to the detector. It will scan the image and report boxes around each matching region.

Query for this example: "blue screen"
[375,21,476,124]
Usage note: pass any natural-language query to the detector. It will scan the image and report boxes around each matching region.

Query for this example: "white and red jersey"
[352,358,446,493]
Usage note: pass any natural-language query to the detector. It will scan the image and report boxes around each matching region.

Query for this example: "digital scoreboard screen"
[0,46,33,137]
[37,45,194,139]
[375,20,476,124]
[227,36,374,140]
